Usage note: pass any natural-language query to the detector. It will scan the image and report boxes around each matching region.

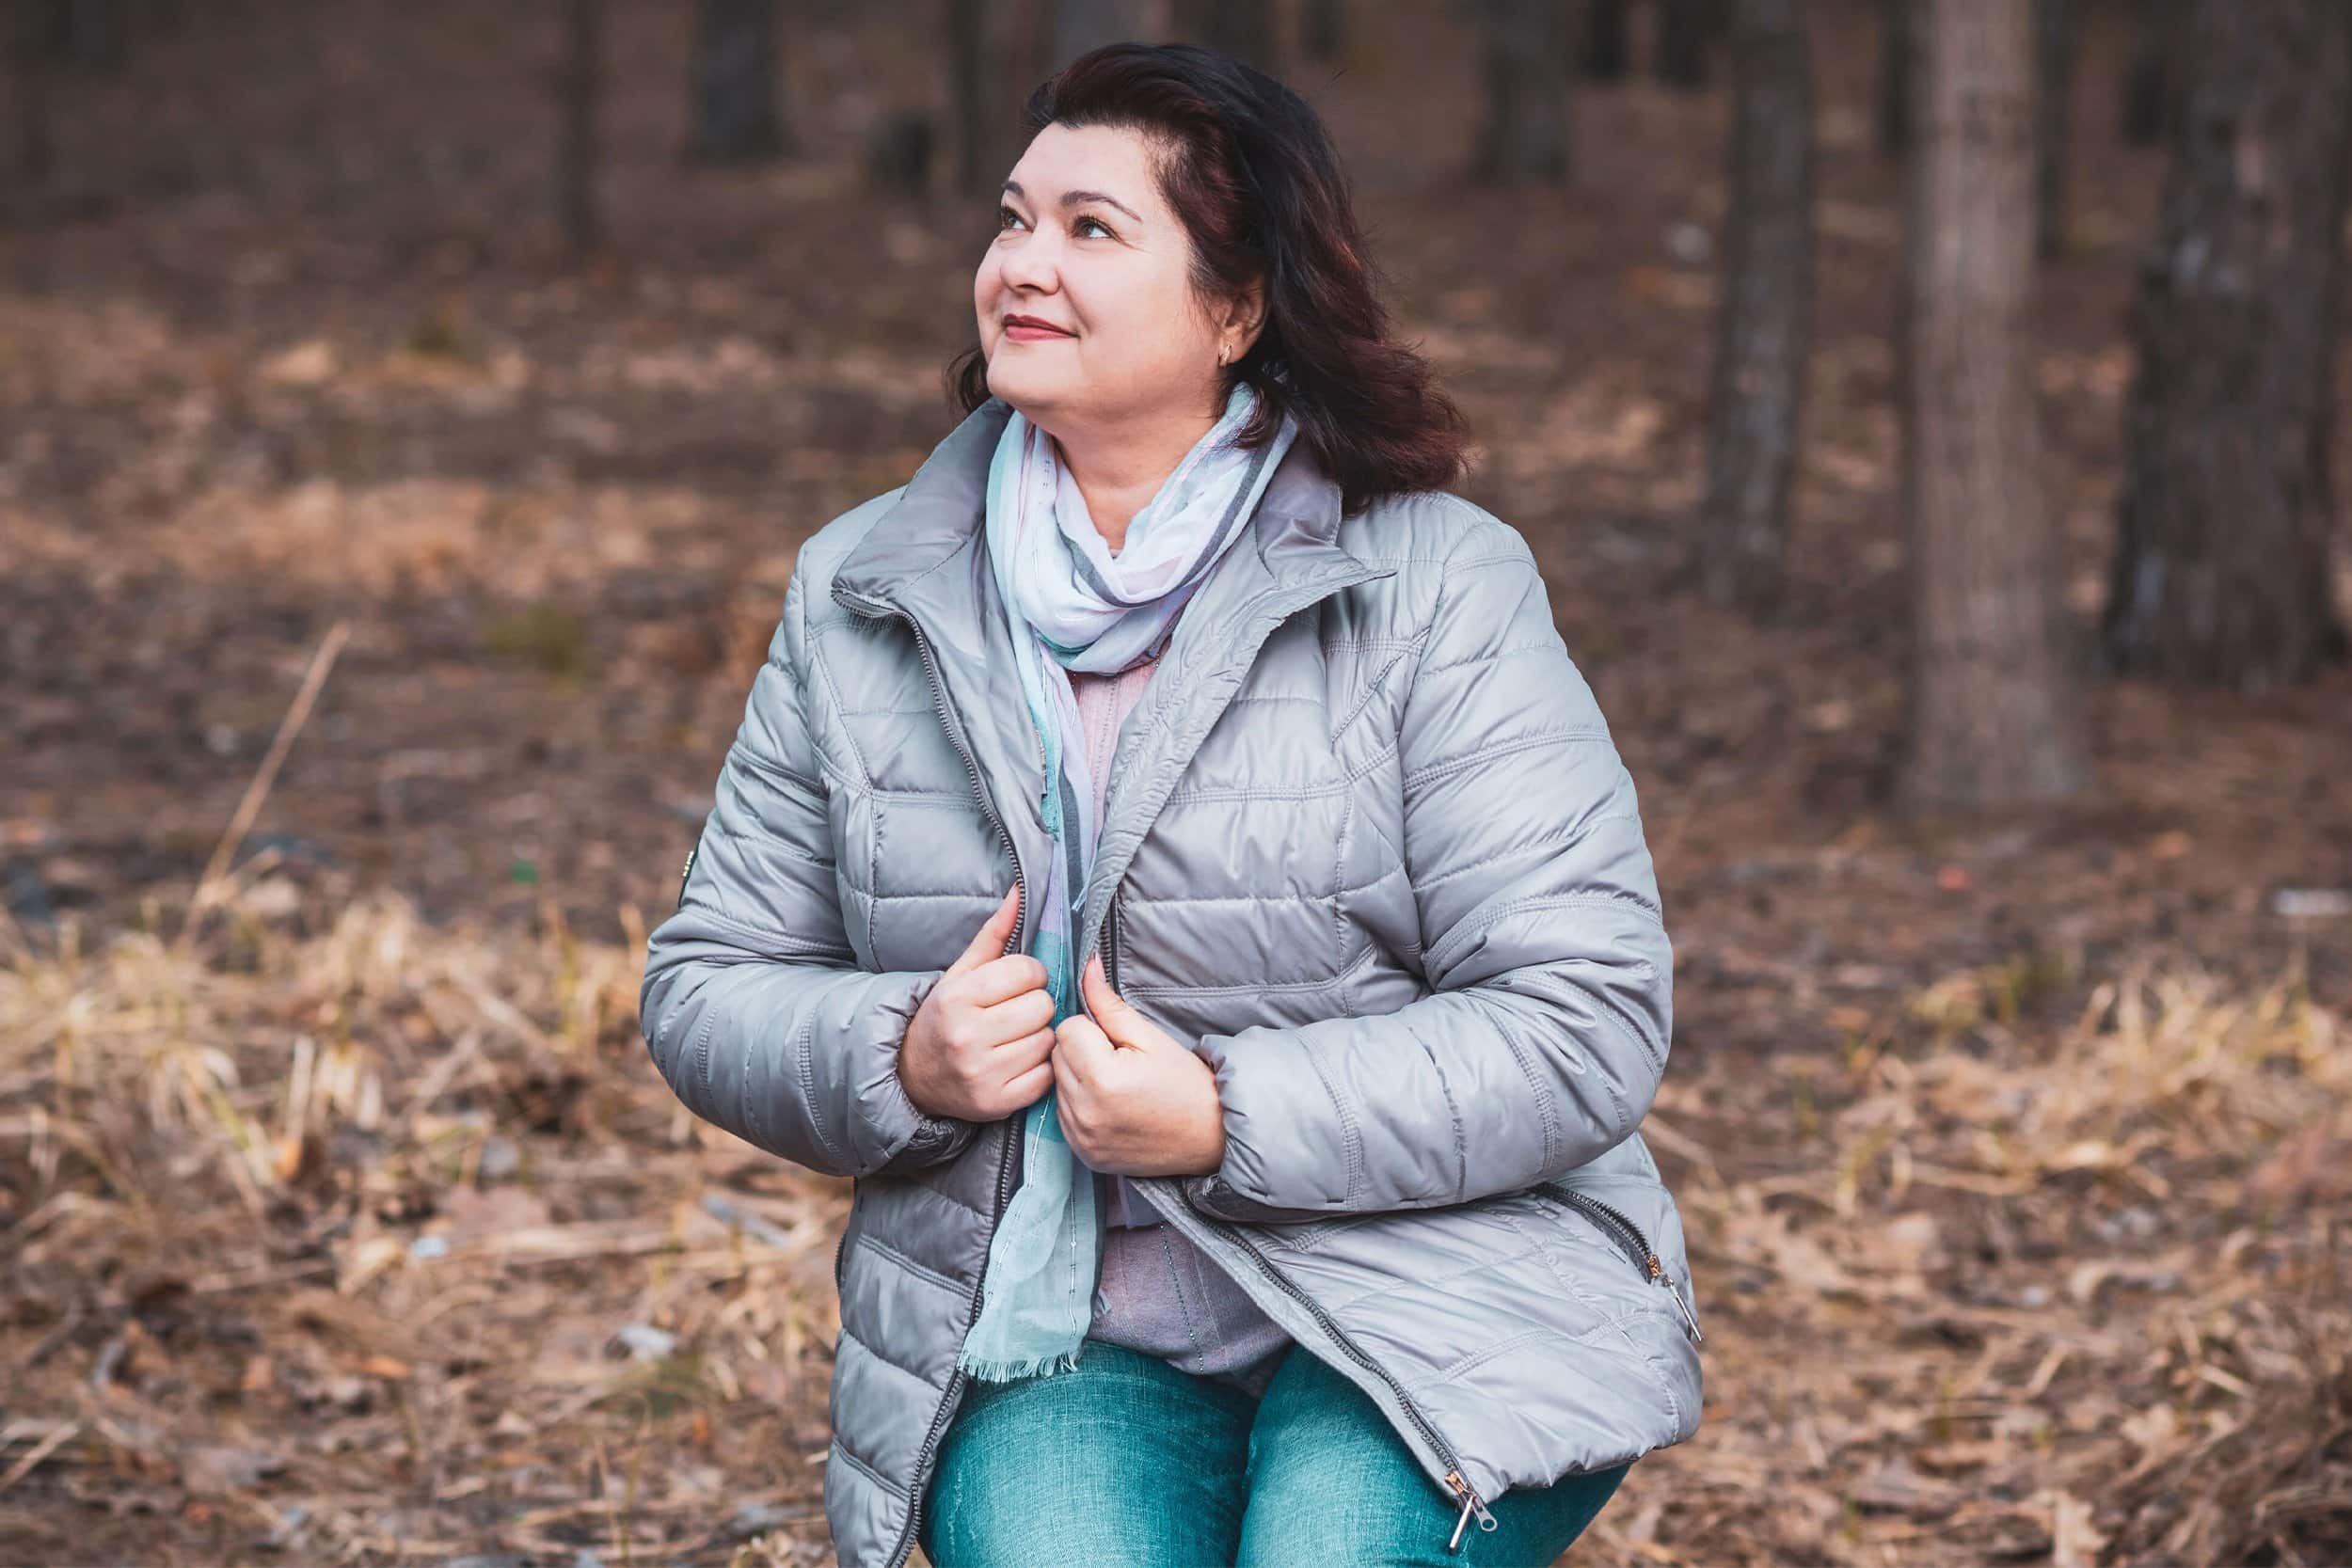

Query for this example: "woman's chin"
[986,368,1072,419]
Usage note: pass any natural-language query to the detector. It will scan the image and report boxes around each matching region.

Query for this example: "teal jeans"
[917,1339,1630,1567]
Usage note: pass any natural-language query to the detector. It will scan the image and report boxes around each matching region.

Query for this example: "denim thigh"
[1237,1346,1630,1567]
[918,1339,1258,1568]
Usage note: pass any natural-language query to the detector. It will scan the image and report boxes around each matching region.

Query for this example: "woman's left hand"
[1051,953,1226,1179]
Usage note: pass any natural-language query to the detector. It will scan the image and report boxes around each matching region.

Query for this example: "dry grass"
[1600,950,2352,1565]
[3,888,2346,1565]
[1,888,848,1566]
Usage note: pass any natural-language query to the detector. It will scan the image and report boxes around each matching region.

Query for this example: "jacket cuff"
[855,968,980,1174]
[1177,1171,1341,1226]
[1185,1029,1355,1212]
[1182,1030,1351,1221]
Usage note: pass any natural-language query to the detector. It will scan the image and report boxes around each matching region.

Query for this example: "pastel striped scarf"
[958,379,1299,1383]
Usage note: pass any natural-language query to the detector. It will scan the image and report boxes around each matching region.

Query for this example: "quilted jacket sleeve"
[1178,514,1673,1223]
[638,561,986,1180]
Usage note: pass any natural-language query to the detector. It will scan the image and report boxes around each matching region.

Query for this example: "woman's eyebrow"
[1001,180,1142,224]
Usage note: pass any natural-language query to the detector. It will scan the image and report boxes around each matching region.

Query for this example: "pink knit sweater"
[1069,655,1293,1397]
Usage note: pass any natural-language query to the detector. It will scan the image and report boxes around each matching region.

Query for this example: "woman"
[641,41,1700,1568]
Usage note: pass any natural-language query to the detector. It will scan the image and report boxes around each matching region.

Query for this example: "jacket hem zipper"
[834,588,1029,1568]
[1534,1182,1703,1343]
[1180,1191,1501,1549]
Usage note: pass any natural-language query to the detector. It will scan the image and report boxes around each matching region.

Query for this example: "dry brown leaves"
[1,889,844,1565]
[1589,953,2352,1566]
[2,889,2346,1565]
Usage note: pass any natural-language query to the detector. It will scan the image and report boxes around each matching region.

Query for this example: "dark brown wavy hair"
[945,41,1472,518]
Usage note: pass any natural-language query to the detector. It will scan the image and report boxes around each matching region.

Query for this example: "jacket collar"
[827,394,1397,959]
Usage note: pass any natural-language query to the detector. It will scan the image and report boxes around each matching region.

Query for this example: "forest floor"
[3,2,2349,1564]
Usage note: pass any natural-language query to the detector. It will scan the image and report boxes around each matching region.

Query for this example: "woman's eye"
[996,205,1111,240]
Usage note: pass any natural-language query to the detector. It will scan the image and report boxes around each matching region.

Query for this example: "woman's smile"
[1004,319,1076,341]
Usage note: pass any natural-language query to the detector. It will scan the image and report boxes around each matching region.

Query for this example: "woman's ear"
[1220,277,1268,356]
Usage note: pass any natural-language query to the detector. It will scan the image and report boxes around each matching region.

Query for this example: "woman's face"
[976,121,1248,435]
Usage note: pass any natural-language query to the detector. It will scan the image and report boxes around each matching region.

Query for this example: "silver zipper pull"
[1667,1278,1704,1342]
[1645,1253,1704,1342]
[1444,1469,1497,1551]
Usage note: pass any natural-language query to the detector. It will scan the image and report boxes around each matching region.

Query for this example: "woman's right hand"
[898,885,1058,1121]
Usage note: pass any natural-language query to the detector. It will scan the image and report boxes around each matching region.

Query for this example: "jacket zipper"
[1102,912,1500,1553]
[1184,1199,1501,1549]
[1534,1182,1704,1344]
[846,564,1391,1561]
[834,589,1030,1568]
[1101,885,1124,992]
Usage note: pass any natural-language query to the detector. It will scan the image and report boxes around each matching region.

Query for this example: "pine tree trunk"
[45,0,126,71]
[558,0,603,256]
[686,0,787,164]
[2033,0,2079,258]
[1700,0,1813,612]
[1178,0,1274,73]
[952,0,1039,198]
[2120,0,2185,147]
[1471,0,1570,185]
[1655,0,1722,90]
[1898,0,2090,813]
[1581,0,1631,81]
[11,1,56,191]
[2101,0,2352,689]
[1055,0,1163,65]
[1301,0,1345,61]
[1876,0,1912,154]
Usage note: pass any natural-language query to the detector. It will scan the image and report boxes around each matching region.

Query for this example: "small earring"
[1217,343,1230,366]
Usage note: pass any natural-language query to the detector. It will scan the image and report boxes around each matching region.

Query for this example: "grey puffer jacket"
[639,397,1702,1567]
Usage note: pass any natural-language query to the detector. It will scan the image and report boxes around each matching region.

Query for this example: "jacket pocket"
[1531,1182,1702,1343]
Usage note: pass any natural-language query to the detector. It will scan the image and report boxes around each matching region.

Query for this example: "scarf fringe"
[958,1344,1089,1383]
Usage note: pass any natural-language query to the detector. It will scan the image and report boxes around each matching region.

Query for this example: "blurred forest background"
[4,0,2350,1563]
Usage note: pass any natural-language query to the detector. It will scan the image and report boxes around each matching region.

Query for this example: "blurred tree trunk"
[1655,0,1723,90]
[1177,0,1273,72]
[1876,0,1912,154]
[1701,0,1813,613]
[686,0,788,164]
[1056,0,1162,65]
[1057,0,1159,59]
[559,0,603,256]
[1898,0,2089,813]
[11,2,56,191]
[1301,0,1345,61]
[2120,0,2185,147]
[74,0,124,69]
[26,0,126,71]
[952,0,1038,198]
[1471,0,1569,185]
[2102,0,2352,689]
[1581,0,1631,81]
[2032,0,2078,257]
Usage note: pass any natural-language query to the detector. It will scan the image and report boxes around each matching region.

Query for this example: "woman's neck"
[1049,412,1218,553]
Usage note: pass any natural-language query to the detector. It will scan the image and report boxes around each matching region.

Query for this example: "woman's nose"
[996,229,1060,293]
